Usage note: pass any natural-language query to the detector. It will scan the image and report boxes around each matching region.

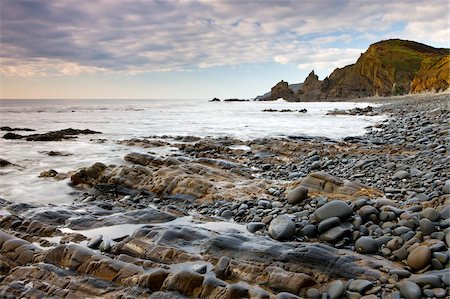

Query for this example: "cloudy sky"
[1,0,448,99]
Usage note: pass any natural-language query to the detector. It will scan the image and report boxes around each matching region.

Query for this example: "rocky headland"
[0,93,449,298]
[258,39,450,101]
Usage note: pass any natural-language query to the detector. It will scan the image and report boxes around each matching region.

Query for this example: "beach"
[0,92,449,298]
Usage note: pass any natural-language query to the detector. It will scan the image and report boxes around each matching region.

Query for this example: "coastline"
[0,92,449,298]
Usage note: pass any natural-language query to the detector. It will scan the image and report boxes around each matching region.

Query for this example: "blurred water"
[0,99,384,203]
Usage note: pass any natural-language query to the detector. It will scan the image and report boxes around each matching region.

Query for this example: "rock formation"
[259,39,450,101]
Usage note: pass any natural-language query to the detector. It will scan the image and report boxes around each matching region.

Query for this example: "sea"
[0,99,385,204]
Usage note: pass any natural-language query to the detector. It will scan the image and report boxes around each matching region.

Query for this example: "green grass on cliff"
[367,39,449,75]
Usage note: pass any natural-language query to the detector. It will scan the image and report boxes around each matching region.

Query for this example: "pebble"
[287,186,309,205]
[355,236,379,254]
[327,280,345,299]
[407,245,431,270]
[313,200,353,222]
[87,235,103,249]
[399,281,422,299]
[348,279,373,294]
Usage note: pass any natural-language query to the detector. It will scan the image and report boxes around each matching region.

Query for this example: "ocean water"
[0,99,384,203]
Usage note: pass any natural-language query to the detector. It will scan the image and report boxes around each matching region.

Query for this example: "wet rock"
[313,200,353,222]
[87,235,103,249]
[39,169,58,178]
[71,162,107,186]
[287,186,308,204]
[407,245,431,270]
[4,128,101,141]
[268,215,295,241]
[0,159,12,167]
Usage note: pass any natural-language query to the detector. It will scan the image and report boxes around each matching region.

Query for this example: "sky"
[0,0,449,100]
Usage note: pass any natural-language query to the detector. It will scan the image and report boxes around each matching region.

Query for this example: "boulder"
[268,215,296,241]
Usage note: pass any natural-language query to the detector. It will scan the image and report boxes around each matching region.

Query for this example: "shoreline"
[0,93,449,298]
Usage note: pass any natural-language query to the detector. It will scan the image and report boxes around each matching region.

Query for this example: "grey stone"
[442,180,450,194]
[420,208,441,222]
[355,236,379,254]
[313,200,353,222]
[319,225,350,243]
[327,280,345,299]
[348,279,373,294]
[392,170,409,180]
[87,235,103,249]
[268,215,295,241]
[287,186,309,205]
[419,218,437,235]
[399,281,422,299]
[246,222,266,233]
[317,217,340,233]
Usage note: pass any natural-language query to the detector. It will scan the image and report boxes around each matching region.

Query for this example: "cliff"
[260,39,449,101]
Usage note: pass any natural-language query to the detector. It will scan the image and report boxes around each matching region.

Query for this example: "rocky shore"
[0,93,449,298]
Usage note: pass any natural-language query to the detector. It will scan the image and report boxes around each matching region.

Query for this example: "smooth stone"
[381,291,401,299]
[319,225,350,243]
[420,208,441,222]
[419,218,437,235]
[393,170,409,180]
[302,224,318,238]
[317,217,340,233]
[355,236,379,254]
[313,200,353,222]
[407,245,431,270]
[411,274,443,288]
[268,215,295,241]
[246,222,266,233]
[431,288,446,298]
[327,280,345,299]
[98,240,110,252]
[441,272,450,287]
[220,209,233,219]
[388,269,410,278]
[305,288,321,299]
[348,279,373,294]
[214,256,231,277]
[442,180,450,194]
[399,281,422,299]
[87,234,103,249]
[193,264,207,274]
[287,186,309,205]
[358,205,379,220]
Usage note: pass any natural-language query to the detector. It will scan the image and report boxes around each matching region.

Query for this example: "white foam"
[0,99,384,203]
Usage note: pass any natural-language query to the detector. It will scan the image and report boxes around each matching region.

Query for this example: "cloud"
[0,0,448,77]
